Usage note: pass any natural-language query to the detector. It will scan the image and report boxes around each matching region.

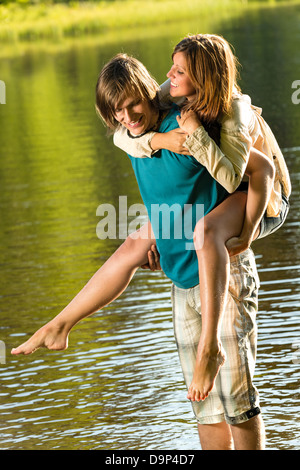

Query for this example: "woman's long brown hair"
[173,34,241,125]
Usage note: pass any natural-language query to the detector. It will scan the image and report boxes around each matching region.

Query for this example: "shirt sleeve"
[183,94,255,193]
[113,125,156,158]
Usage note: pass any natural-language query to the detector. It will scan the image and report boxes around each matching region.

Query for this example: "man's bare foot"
[187,344,226,402]
[11,320,69,355]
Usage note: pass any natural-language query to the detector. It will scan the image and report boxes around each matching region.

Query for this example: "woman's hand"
[176,110,202,135]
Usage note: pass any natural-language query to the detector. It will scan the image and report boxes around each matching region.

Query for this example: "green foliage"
[0,0,296,5]
[0,0,299,46]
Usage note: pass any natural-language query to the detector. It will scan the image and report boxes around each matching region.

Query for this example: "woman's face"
[167,52,196,101]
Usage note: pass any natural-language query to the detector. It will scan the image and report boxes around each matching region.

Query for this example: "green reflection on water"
[0,1,299,450]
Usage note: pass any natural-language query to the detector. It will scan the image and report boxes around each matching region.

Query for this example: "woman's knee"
[193,216,219,252]
[117,231,152,266]
[119,232,142,256]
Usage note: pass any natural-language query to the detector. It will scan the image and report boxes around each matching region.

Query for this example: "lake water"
[0,2,299,450]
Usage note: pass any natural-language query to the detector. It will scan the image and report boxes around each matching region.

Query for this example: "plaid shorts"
[171,248,261,425]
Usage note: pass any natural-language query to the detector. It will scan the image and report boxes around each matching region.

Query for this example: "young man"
[12,54,265,450]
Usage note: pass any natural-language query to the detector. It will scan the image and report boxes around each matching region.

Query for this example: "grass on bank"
[1,0,300,44]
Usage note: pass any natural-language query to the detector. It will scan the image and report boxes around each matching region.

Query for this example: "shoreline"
[1,0,299,46]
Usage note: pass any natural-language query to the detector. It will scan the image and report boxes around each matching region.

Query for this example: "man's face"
[114,96,157,135]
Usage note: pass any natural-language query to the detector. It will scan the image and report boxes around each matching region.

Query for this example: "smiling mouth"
[171,82,179,88]
[127,116,143,128]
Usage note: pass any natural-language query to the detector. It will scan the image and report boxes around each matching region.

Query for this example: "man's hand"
[141,244,161,271]
[226,236,251,257]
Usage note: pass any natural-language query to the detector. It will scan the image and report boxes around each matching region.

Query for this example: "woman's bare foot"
[11,320,69,355]
[187,344,226,402]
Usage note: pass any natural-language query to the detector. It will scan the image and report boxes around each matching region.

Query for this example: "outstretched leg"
[188,191,249,402]
[11,222,156,355]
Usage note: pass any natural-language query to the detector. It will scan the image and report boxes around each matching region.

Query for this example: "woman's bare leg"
[11,222,156,355]
[226,148,275,256]
[188,192,255,402]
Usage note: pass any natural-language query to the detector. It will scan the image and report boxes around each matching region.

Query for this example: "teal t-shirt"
[128,106,228,288]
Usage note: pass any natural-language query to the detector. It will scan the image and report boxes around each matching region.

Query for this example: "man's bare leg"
[11,222,156,355]
[197,422,234,450]
[230,415,266,450]
[197,414,265,450]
